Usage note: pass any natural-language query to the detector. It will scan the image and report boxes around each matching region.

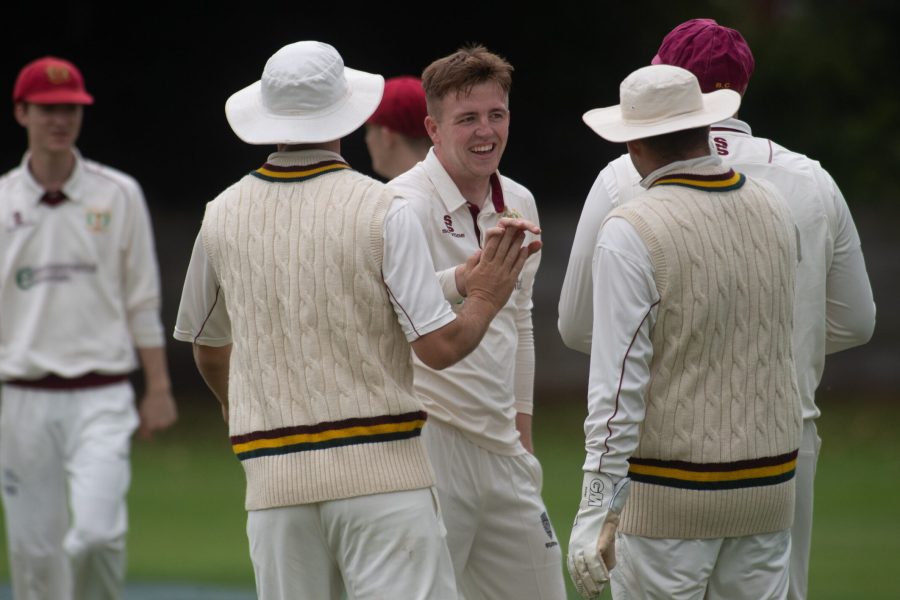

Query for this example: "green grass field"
[1,394,898,598]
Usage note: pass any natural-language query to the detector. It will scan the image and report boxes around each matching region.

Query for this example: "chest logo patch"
[441,214,464,238]
[6,211,34,232]
[86,209,111,233]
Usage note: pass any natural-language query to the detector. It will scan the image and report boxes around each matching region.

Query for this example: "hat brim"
[225,67,385,145]
[583,89,740,143]
[21,90,94,105]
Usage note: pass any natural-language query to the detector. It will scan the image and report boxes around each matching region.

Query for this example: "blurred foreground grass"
[0,393,897,598]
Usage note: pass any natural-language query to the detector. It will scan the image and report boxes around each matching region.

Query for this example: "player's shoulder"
[603,153,637,178]
[388,162,431,196]
[497,172,532,198]
[731,138,834,201]
[79,156,143,197]
[0,163,24,194]
[387,162,437,214]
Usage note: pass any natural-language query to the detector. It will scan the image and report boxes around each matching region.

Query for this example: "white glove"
[566,472,631,600]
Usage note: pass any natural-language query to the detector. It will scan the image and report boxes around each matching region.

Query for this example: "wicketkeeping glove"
[566,472,631,600]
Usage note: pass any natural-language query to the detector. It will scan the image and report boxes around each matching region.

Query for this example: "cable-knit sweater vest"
[610,167,802,538]
[201,153,434,510]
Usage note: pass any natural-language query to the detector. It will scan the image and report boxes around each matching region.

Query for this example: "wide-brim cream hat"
[225,41,384,145]
[583,64,740,143]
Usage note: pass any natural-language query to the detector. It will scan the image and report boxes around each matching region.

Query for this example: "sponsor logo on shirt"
[441,214,464,238]
[86,209,111,232]
[15,263,98,290]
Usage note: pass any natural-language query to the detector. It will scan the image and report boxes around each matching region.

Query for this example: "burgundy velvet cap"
[652,18,755,95]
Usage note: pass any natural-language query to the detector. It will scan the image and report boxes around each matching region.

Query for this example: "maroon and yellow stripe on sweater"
[650,169,745,192]
[627,449,798,490]
[250,159,351,183]
[230,411,427,461]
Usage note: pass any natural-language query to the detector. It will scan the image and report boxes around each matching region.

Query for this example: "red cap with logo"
[13,56,94,105]
[651,18,755,95]
[367,76,428,138]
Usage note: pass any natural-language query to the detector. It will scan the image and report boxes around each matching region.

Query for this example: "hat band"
[259,86,355,121]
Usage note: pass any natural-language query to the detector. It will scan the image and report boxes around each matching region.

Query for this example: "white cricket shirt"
[389,149,540,456]
[0,150,166,380]
[173,150,455,348]
[559,118,875,421]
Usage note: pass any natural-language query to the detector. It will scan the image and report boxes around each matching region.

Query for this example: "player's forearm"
[137,346,172,393]
[514,310,535,415]
[193,343,232,407]
[824,246,876,354]
[436,266,465,304]
[410,294,498,370]
[558,255,595,354]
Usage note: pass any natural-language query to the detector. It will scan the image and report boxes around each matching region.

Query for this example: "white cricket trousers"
[789,418,821,600]
[0,382,138,600]
[246,487,458,600]
[609,528,791,599]
[422,419,567,600]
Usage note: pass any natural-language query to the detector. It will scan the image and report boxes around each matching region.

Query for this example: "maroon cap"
[367,76,428,138]
[13,56,94,105]
[652,18,755,95]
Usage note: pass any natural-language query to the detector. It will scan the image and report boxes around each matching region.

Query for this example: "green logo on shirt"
[86,210,111,232]
[15,264,98,290]
[15,268,34,290]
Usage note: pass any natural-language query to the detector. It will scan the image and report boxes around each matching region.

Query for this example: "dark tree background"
[2,1,897,402]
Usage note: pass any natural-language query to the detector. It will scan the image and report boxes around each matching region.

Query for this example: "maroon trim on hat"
[6,372,129,390]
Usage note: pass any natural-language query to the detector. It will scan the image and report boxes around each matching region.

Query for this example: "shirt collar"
[20,148,87,205]
[421,148,505,214]
[639,154,724,189]
[710,117,752,136]
[264,149,347,167]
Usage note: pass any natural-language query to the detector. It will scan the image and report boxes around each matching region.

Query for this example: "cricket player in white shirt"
[390,45,567,600]
[0,56,177,600]
[558,20,875,600]
[171,41,542,600]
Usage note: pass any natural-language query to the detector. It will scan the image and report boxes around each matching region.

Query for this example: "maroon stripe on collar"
[656,169,738,182]
[710,127,746,134]
[259,159,349,172]
[489,173,505,213]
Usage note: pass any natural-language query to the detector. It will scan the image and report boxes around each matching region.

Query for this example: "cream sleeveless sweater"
[611,167,802,538]
[201,151,433,510]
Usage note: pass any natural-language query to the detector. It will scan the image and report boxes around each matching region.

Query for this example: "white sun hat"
[225,41,385,145]
[583,64,740,143]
